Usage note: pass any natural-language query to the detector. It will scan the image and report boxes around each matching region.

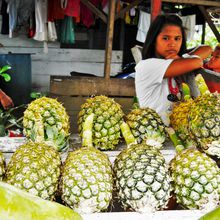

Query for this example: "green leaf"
[1,73,11,82]
[55,133,65,146]
[0,124,6,136]
[46,126,54,140]
[0,65,11,74]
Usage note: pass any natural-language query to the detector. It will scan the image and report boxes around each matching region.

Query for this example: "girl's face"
[155,25,183,59]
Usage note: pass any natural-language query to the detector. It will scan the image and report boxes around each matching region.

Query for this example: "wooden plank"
[162,0,220,7]
[151,0,162,21]
[49,95,134,111]
[1,47,123,63]
[198,6,220,42]
[50,76,135,97]
[104,0,116,80]
[81,0,107,23]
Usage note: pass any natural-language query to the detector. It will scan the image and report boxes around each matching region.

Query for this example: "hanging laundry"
[80,2,94,28]
[34,0,48,41]
[60,15,75,44]
[80,0,107,28]
[5,0,17,38]
[5,0,34,38]
[136,10,151,43]
[63,0,80,18]
[48,0,65,22]
[181,15,196,41]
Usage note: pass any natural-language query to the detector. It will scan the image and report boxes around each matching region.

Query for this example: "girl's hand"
[165,54,180,60]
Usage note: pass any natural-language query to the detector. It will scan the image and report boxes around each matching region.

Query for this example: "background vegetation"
[187,24,220,49]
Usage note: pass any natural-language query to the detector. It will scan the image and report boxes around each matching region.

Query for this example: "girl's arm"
[164,45,212,78]
[188,45,212,59]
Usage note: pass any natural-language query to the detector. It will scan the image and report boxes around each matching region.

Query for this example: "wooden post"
[198,6,220,42]
[201,23,206,44]
[151,0,162,22]
[104,0,116,80]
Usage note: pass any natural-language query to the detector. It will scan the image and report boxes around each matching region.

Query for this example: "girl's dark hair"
[142,14,187,59]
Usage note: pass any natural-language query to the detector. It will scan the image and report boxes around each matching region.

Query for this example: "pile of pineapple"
[0,89,220,217]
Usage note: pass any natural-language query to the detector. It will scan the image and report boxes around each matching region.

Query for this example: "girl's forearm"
[165,56,203,77]
[189,45,212,59]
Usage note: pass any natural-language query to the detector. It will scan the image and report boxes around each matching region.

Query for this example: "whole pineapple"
[0,151,5,180]
[170,100,195,148]
[23,97,70,151]
[126,108,167,148]
[60,113,113,214]
[170,148,220,210]
[5,142,61,200]
[78,95,124,150]
[188,93,220,157]
[60,147,113,214]
[114,143,172,213]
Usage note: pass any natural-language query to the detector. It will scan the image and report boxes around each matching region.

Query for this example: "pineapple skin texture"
[78,96,124,150]
[170,100,195,147]
[23,97,70,151]
[5,142,61,201]
[114,143,172,213]
[126,108,167,148]
[60,147,113,214]
[188,93,220,157]
[170,148,220,210]
[0,151,5,180]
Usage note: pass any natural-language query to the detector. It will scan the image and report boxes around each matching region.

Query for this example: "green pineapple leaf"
[55,133,65,146]
[46,126,54,140]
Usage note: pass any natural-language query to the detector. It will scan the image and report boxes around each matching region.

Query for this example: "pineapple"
[23,97,70,151]
[0,182,82,220]
[113,122,172,213]
[170,100,195,148]
[78,95,124,150]
[169,83,195,148]
[188,92,220,157]
[0,151,5,180]
[5,142,61,201]
[167,127,220,210]
[60,114,113,214]
[126,108,167,148]
[170,148,220,210]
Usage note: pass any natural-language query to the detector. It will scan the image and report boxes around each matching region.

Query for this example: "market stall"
[0,1,220,220]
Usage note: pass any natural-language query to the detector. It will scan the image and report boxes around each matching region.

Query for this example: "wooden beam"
[104,0,116,80]
[80,0,107,23]
[151,0,162,21]
[162,0,220,7]
[115,0,143,20]
[198,6,220,42]
[50,76,135,97]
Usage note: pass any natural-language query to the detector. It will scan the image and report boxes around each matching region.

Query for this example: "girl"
[135,14,212,125]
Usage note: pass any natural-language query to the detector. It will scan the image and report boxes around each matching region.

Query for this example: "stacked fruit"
[1,91,220,217]
[170,75,220,157]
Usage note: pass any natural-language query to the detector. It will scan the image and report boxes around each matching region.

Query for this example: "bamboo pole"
[104,0,116,80]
